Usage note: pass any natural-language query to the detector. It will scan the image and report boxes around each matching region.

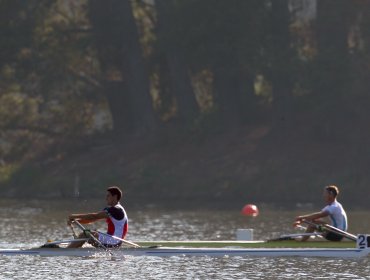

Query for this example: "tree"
[153,0,199,123]
[88,0,158,135]
[170,0,265,128]
[268,0,294,133]
[314,0,351,138]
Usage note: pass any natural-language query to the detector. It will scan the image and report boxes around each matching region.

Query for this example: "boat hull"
[136,240,356,249]
[1,238,368,258]
[0,246,368,258]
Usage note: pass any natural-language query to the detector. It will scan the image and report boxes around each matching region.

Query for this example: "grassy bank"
[1,125,369,209]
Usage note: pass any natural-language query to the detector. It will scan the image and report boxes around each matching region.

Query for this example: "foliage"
[1,0,370,198]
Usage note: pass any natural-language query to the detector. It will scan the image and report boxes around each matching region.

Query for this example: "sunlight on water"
[0,255,369,280]
[0,199,369,280]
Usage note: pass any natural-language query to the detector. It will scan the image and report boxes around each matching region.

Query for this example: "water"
[0,199,369,280]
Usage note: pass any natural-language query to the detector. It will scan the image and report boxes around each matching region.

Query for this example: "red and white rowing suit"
[98,203,128,246]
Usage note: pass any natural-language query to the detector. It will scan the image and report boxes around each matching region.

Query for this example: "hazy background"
[1,0,370,209]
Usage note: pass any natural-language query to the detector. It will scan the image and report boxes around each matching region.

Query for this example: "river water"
[0,199,369,279]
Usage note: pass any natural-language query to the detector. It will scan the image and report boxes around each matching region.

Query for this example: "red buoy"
[241,204,259,217]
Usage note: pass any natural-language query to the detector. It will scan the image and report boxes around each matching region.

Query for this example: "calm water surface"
[0,199,369,280]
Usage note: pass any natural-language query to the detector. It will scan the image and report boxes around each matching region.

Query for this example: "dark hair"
[107,186,122,201]
[325,185,339,197]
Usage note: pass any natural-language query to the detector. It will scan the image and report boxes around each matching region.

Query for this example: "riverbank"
[1,124,369,209]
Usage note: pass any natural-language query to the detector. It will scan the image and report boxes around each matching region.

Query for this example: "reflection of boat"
[1,238,369,258]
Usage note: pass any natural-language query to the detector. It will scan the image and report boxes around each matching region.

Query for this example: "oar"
[302,219,357,241]
[95,230,141,248]
[72,220,110,250]
[72,220,143,249]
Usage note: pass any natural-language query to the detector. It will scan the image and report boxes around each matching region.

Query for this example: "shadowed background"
[0,0,369,209]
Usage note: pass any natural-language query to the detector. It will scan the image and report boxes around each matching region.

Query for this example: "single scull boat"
[0,236,369,258]
[1,221,368,258]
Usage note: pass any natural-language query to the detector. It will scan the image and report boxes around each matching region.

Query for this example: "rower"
[67,186,128,248]
[294,185,348,242]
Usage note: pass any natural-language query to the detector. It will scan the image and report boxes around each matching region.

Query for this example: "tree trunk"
[89,0,158,135]
[88,0,131,135]
[315,0,350,139]
[154,1,199,123]
[167,51,199,122]
[212,63,243,128]
[269,0,294,137]
[104,81,133,133]
[121,0,159,133]
[316,0,350,94]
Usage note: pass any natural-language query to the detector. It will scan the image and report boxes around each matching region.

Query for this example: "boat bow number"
[357,234,370,249]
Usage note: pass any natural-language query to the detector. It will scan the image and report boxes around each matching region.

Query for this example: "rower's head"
[323,185,339,203]
[106,186,122,205]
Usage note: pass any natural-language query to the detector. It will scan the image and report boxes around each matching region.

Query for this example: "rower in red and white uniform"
[99,201,128,246]
[67,186,128,248]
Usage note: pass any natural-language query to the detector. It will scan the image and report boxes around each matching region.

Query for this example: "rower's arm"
[69,211,108,224]
[296,211,328,222]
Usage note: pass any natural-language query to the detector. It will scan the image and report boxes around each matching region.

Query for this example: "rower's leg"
[67,232,88,248]
[300,225,315,242]
[87,232,103,248]
[300,219,325,241]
